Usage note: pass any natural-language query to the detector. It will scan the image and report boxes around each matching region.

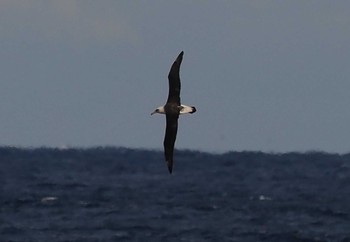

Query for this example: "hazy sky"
[1,1,350,153]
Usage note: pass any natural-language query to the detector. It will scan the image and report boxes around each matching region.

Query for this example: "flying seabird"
[151,51,196,174]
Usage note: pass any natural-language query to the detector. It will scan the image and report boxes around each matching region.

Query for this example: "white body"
[179,105,196,114]
[151,105,195,115]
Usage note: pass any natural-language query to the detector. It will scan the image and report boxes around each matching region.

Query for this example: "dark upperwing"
[166,51,184,105]
[163,112,179,174]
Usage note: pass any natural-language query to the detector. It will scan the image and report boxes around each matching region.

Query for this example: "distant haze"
[1,1,350,153]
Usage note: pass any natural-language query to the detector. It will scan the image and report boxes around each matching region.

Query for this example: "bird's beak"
[151,111,156,115]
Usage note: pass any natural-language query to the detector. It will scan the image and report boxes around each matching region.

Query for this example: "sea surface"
[1,147,350,242]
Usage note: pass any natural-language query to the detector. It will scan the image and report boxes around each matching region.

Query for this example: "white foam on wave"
[41,196,58,203]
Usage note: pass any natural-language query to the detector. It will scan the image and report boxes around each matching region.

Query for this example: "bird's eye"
[156,109,159,112]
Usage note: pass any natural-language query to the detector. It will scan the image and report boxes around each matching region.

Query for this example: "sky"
[1,1,350,153]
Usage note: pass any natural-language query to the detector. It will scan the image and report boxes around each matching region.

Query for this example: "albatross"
[151,51,196,174]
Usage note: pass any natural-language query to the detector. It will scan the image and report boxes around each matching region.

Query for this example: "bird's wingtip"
[177,51,184,59]
[174,51,184,65]
[166,160,173,174]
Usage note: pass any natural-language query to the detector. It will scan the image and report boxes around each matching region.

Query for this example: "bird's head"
[151,106,165,115]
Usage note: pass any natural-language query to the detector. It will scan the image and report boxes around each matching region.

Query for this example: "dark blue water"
[1,148,350,242]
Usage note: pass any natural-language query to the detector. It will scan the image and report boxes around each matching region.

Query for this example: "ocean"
[1,147,350,242]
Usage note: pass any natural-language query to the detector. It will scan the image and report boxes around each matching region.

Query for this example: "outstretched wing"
[166,51,183,105]
[163,113,179,174]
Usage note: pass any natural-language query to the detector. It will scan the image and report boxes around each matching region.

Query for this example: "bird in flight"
[151,51,196,174]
